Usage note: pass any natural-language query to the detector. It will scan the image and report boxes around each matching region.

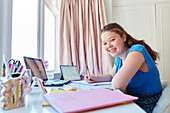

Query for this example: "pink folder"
[43,88,138,113]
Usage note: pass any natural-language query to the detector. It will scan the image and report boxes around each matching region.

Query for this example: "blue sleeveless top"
[115,44,162,94]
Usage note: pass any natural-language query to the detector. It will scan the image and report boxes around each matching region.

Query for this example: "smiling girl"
[85,23,162,113]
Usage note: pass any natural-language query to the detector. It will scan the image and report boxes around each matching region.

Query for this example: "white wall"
[104,0,112,23]
[112,0,170,80]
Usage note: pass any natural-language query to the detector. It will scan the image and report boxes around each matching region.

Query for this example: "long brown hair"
[101,23,159,64]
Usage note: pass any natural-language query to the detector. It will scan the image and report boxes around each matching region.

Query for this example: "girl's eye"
[110,39,115,41]
[103,42,107,45]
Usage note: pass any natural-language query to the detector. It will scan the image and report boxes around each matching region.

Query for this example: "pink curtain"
[58,0,113,76]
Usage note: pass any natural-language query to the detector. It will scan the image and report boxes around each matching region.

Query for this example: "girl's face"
[101,31,126,58]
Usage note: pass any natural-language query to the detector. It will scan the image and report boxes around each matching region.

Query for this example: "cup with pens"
[8,59,23,78]
[1,58,24,79]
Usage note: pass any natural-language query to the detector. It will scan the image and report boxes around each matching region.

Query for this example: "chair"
[152,80,170,113]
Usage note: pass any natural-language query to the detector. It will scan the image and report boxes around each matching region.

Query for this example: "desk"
[0,82,146,113]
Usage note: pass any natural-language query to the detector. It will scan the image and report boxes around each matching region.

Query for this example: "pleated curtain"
[58,0,113,76]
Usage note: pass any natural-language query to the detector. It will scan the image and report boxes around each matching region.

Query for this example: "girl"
[86,23,162,113]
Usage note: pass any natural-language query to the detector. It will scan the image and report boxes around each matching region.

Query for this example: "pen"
[16,65,23,73]
[8,63,11,72]
[12,63,16,73]
[2,64,6,77]
[19,65,23,72]
[14,64,19,73]
[87,74,93,81]
[3,54,12,78]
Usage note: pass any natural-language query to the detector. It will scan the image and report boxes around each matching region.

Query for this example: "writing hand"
[85,75,97,83]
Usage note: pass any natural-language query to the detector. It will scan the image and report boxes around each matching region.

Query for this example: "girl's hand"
[85,75,98,83]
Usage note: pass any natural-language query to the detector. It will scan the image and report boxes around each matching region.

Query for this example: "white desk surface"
[0,82,146,113]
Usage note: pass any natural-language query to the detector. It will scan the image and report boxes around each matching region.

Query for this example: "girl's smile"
[101,31,127,59]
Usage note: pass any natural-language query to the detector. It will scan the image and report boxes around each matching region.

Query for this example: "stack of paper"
[43,88,138,113]
[71,80,112,86]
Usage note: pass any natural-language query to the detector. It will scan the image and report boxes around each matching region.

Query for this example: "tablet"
[60,65,81,81]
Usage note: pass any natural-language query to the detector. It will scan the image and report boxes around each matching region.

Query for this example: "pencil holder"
[0,72,31,110]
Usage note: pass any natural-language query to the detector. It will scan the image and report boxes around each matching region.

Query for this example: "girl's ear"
[122,34,126,42]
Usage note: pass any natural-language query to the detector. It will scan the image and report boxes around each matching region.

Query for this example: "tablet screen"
[60,65,81,81]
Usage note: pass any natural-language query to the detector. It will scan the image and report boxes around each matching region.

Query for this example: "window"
[44,5,55,71]
[12,0,38,60]
[12,0,59,73]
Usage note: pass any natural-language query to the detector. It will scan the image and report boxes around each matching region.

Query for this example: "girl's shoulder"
[130,44,145,52]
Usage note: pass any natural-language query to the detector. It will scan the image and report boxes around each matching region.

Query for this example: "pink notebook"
[43,88,138,113]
